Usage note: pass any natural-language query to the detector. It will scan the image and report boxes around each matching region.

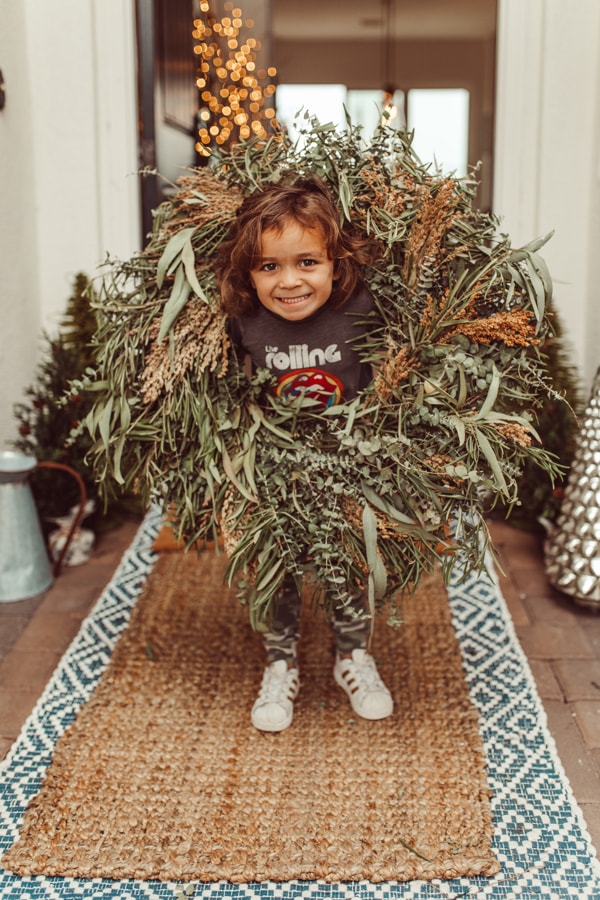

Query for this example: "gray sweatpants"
[262,573,370,665]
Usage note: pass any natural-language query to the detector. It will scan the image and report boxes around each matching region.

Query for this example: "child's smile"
[250,221,335,321]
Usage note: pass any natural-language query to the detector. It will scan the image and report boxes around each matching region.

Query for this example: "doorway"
[135,0,497,238]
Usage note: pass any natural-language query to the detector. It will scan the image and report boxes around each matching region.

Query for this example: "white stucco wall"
[0,3,39,448]
[0,0,140,448]
[494,0,600,393]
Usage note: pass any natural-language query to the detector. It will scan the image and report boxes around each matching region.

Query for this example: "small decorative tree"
[13,273,141,533]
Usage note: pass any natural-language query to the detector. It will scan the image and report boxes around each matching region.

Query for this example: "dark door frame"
[135,0,161,243]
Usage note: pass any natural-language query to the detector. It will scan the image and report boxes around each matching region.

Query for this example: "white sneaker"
[334,648,393,720]
[251,659,300,732]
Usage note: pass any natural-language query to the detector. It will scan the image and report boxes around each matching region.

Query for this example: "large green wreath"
[80,119,560,627]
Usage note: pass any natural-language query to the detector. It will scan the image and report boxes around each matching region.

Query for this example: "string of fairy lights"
[193,1,279,154]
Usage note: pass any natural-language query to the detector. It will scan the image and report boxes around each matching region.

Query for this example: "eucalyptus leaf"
[222,445,257,502]
[449,414,466,446]
[181,236,210,303]
[158,264,192,341]
[97,396,113,450]
[156,227,196,288]
[475,428,509,495]
[474,365,500,420]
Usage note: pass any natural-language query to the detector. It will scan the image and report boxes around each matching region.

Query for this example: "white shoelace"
[258,662,298,703]
[340,651,384,692]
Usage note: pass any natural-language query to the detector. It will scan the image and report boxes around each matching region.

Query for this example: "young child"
[217,175,393,732]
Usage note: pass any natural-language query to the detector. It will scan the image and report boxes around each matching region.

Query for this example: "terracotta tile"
[503,560,548,591]
[489,530,544,569]
[543,700,600,803]
[0,615,33,659]
[94,520,142,557]
[554,660,600,701]
[38,580,101,618]
[0,688,41,737]
[528,660,563,701]
[488,517,541,549]
[490,550,520,587]
[582,620,600,655]
[515,622,595,661]
[522,591,590,629]
[568,597,600,616]
[0,593,44,618]
[494,571,532,626]
[509,565,560,602]
[572,701,600,749]
[0,648,60,694]
[13,610,82,654]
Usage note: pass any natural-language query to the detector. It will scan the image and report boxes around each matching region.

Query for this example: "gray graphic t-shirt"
[229,287,377,407]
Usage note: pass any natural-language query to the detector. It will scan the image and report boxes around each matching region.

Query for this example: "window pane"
[276,84,347,141]
[346,89,406,136]
[407,89,470,176]
[275,85,470,174]
[276,85,406,143]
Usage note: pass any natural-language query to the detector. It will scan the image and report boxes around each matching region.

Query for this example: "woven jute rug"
[3,548,499,884]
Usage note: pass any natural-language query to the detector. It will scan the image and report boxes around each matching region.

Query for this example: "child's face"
[250,220,335,321]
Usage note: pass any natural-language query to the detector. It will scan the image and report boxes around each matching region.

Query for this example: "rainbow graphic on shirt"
[274,368,343,407]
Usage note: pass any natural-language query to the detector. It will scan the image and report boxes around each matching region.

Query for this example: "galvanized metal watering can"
[0,450,87,603]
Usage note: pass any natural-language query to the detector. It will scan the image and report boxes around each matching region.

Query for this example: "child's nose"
[279,266,301,287]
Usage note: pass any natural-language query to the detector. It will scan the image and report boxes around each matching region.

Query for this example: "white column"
[494,0,600,390]
[0,0,140,445]
[91,0,141,264]
[0,1,40,445]
[22,0,140,332]
[24,0,102,332]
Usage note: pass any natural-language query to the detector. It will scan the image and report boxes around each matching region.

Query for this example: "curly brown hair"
[216,174,377,317]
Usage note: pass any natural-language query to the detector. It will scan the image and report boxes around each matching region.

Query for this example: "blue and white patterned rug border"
[1,506,599,900]
[458,558,600,861]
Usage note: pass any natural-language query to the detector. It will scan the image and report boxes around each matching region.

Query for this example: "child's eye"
[299,258,317,267]
[260,262,278,272]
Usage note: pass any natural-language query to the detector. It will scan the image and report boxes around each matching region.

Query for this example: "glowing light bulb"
[193,1,277,152]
